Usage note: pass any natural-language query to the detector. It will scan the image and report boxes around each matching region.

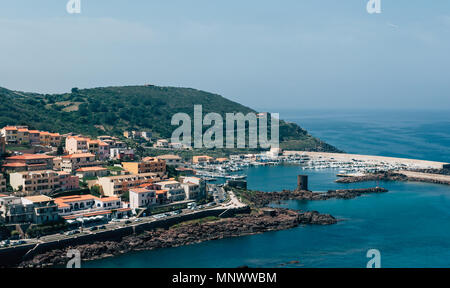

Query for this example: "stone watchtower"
[297,175,308,191]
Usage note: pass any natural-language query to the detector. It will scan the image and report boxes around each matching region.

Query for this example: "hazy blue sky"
[1,0,449,110]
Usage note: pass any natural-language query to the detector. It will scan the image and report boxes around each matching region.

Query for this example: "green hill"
[0,85,340,152]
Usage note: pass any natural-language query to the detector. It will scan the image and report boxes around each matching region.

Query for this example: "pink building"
[57,171,80,191]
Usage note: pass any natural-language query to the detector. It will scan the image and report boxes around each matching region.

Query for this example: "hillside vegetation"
[0,85,340,152]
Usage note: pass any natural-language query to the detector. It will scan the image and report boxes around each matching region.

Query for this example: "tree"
[71,87,79,94]
[56,144,64,156]
[90,185,102,197]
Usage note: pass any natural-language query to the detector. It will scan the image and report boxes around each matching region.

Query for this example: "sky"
[0,0,449,110]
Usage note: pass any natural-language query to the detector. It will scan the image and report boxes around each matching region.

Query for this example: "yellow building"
[98,173,161,196]
[61,153,99,173]
[0,126,62,147]
[192,155,215,164]
[122,157,166,176]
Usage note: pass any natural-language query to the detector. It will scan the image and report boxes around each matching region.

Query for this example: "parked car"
[89,226,98,232]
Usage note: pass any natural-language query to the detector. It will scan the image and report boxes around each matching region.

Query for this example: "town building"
[124,130,152,140]
[75,166,108,179]
[156,154,183,167]
[122,157,166,176]
[10,170,60,195]
[54,194,121,216]
[216,157,229,163]
[39,132,63,147]
[180,182,201,200]
[156,190,168,204]
[129,187,157,209]
[0,126,63,147]
[65,136,88,154]
[4,154,54,172]
[60,153,99,173]
[155,139,169,148]
[110,148,135,160]
[179,176,207,199]
[192,155,215,164]
[154,180,186,202]
[175,167,197,176]
[97,173,160,196]
[1,126,19,144]
[57,171,80,191]
[65,136,110,160]
[0,136,5,156]
[0,195,34,224]
[21,195,60,225]
[28,130,41,145]
[0,174,6,193]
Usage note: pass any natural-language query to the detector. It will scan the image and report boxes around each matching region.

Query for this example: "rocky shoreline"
[17,208,336,268]
[336,171,450,185]
[236,187,388,207]
[336,171,407,183]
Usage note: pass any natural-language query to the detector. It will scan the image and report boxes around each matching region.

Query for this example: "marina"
[189,150,448,182]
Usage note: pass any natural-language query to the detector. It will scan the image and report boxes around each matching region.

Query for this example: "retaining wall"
[0,205,250,267]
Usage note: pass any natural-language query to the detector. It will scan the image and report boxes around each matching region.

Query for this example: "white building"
[181,182,201,200]
[156,154,183,167]
[155,139,169,148]
[179,176,206,199]
[54,194,121,216]
[129,188,157,209]
[154,180,185,202]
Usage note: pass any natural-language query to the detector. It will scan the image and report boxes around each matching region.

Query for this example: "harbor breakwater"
[235,187,388,207]
[336,171,450,185]
[14,208,336,268]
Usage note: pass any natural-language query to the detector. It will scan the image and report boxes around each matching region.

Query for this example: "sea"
[84,110,450,268]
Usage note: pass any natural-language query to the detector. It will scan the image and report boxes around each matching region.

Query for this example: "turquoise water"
[84,110,450,268]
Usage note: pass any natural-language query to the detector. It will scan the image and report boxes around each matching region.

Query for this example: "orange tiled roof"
[130,188,152,194]
[62,153,95,159]
[6,154,54,160]
[68,136,89,141]
[56,202,70,208]
[76,166,107,172]
[97,196,120,202]
[24,195,53,203]
[3,163,27,167]
[138,182,155,188]
[54,194,97,203]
